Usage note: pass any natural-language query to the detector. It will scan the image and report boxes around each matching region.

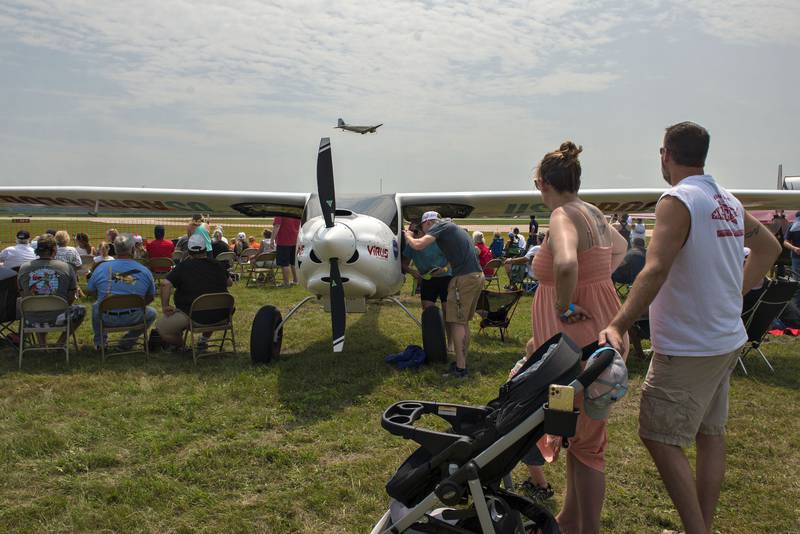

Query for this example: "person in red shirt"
[273,216,301,287]
[472,231,495,276]
[145,225,175,273]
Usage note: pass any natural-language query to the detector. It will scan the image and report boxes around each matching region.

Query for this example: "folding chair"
[18,295,78,369]
[475,289,524,342]
[215,251,238,281]
[614,283,631,300]
[482,258,503,291]
[738,278,800,374]
[237,248,259,273]
[0,272,19,347]
[147,257,174,286]
[246,251,278,287]
[79,254,94,276]
[99,294,150,362]
[183,293,237,364]
[171,250,186,263]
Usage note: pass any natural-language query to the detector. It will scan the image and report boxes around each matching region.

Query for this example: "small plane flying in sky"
[335,118,383,134]
[0,141,798,363]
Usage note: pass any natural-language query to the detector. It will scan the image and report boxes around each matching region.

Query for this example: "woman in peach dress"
[529,141,629,534]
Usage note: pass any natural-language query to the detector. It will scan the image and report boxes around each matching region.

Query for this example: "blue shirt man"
[87,234,157,349]
[784,213,800,274]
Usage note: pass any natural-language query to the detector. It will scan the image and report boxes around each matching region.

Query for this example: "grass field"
[0,221,797,533]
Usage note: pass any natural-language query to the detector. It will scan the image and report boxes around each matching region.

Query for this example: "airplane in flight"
[335,118,383,134]
[1,140,798,363]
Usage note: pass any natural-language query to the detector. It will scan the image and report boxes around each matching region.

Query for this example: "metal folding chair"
[18,295,78,369]
[98,294,150,362]
[246,251,278,287]
[237,248,259,273]
[183,293,237,364]
[482,258,503,291]
[147,257,174,286]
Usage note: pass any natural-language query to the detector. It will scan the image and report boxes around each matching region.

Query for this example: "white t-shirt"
[55,246,82,269]
[630,223,646,242]
[0,243,37,269]
[525,245,541,279]
[649,175,747,357]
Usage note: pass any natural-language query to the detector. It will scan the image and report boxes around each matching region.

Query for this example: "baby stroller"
[371,334,618,534]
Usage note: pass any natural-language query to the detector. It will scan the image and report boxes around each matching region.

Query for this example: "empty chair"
[738,277,800,374]
[18,295,78,369]
[183,293,237,364]
[98,294,151,362]
[475,289,524,342]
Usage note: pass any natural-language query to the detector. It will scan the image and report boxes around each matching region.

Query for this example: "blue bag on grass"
[385,345,427,369]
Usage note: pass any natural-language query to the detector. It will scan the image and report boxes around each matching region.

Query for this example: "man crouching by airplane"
[405,212,484,378]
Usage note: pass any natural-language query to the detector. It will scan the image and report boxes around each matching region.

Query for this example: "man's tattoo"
[745,226,760,239]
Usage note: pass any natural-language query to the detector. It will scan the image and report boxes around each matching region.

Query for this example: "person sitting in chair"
[156,234,232,350]
[86,234,157,350]
[17,234,86,347]
[503,233,543,290]
[612,237,647,285]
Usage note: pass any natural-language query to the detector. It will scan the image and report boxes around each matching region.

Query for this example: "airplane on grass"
[335,118,383,134]
[1,140,798,363]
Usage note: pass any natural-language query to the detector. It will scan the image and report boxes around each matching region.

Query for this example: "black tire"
[250,305,282,364]
[421,306,447,364]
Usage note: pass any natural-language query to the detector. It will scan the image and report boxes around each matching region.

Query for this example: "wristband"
[559,303,576,322]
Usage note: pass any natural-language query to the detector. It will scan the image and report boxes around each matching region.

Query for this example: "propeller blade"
[329,258,346,353]
[317,137,335,228]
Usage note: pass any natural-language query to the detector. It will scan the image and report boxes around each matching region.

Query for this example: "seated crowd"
[0,217,287,353]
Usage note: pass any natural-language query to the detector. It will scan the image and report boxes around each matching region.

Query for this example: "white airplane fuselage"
[297,211,404,300]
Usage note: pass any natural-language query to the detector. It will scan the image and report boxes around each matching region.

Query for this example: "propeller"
[317,137,346,352]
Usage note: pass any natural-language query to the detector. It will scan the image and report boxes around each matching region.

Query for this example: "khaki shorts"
[445,272,484,324]
[156,310,190,337]
[639,348,742,448]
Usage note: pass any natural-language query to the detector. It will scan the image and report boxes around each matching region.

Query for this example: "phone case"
[549,385,575,412]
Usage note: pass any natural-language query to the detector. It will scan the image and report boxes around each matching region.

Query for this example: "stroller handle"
[576,347,615,388]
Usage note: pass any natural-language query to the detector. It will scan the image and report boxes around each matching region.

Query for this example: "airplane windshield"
[304,194,398,233]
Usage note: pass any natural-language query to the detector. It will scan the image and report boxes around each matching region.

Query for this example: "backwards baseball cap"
[16,230,30,240]
[187,233,206,252]
[583,347,628,420]
[421,211,440,223]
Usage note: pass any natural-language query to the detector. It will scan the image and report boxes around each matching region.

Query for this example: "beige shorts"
[639,348,741,448]
[156,310,190,337]
[445,272,485,324]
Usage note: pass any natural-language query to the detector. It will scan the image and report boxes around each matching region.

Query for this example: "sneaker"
[442,364,468,379]
[518,480,554,502]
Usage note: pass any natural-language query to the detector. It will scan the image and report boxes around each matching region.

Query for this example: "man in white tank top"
[599,122,781,534]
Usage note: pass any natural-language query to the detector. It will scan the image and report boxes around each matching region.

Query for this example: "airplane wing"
[397,189,800,220]
[0,186,308,218]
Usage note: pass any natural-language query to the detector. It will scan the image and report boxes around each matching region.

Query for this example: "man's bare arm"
[602,197,689,343]
[742,212,781,294]
[404,233,436,251]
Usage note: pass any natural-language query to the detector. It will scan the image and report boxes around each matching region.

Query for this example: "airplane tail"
[337,118,345,127]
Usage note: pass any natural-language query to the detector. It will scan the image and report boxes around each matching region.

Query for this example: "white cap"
[133,235,143,244]
[188,233,206,252]
[237,232,246,240]
[743,247,751,258]
[421,211,440,223]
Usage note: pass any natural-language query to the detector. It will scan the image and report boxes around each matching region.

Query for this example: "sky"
[1,0,799,195]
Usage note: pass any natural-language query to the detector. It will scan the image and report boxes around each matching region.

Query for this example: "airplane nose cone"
[314,223,356,261]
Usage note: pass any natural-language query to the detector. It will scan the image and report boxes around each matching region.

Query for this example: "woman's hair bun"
[559,141,582,161]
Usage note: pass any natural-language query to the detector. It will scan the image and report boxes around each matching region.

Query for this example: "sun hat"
[583,347,628,420]
[187,233,206,252]
[421,211,440,223]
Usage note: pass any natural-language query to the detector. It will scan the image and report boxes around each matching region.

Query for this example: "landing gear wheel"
[421,306,447,364]
[251,305,282,364]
